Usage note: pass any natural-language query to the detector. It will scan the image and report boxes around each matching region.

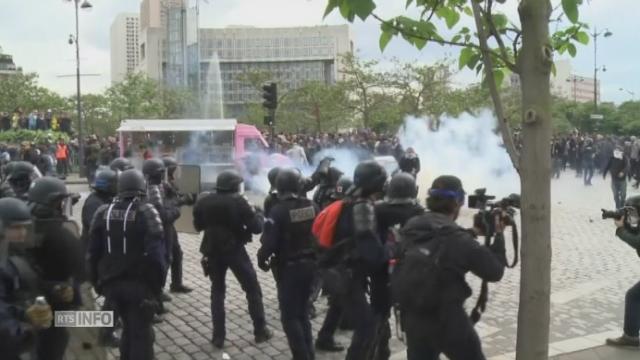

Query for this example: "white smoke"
[309,148,364,179]
[397,111,520,199]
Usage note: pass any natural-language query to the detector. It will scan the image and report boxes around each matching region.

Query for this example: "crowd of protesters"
[0,108,73,132]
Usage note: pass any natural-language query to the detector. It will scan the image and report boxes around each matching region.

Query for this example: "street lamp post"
[66,0,92,177]
[591,27,612,112]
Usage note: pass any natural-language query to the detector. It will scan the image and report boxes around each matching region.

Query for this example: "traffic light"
[262,82,278,110]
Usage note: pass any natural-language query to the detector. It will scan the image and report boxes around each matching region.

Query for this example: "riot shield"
[174,165,201,234]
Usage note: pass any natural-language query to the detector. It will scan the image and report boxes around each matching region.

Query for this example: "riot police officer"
[88,169,166,360]
[369,172,425,360]
[258,168,318,360]
[143,158,176,306]
[0,197,53,359]
[193,169,272,348]
[315,176,355,353]
[109,157,134,173]
[264,167,282,216]
[7,161,38,200]
[327,160,388,360]
[398,147,420,177]
[162,156,193,293]
[27,177,85,360]
[81,168,119,347]
[313,159,344,209]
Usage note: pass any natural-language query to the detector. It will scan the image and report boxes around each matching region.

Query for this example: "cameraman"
[399,175,507,360]
[606,196,640,348]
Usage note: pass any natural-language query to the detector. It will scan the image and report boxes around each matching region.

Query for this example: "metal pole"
[75,0,85,177]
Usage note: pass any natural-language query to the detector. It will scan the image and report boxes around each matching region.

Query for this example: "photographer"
[396,175,507,360]
[606,195,640,348]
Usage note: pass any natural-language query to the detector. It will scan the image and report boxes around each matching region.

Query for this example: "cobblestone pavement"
[68,173,640,359]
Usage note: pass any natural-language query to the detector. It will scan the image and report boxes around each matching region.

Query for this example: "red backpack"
[312,200,344,249]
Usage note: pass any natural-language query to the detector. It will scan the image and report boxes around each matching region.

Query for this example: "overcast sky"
[0,0,637,104]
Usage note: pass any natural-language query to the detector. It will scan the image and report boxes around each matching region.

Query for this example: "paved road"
[65,173,640,359]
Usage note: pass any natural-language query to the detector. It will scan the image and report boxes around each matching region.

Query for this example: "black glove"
[256,250,271,272]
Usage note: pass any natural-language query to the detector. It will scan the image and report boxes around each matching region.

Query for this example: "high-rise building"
[110,13,140,84]
[0,46,22,82]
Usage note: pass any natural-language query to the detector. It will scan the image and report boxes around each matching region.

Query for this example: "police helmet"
[267,167,281,191]
[7,161,35,181]
[142,158,165,178]
[276,168,302,195]
[109,157,133,172]
[335,176,353,198]
[0,197,33,254]
[0,197,32,225]
[92,168,118,195]
[28,177,68,206]
[216,170,243,193]
[353,160,387,196]
[387,172,418,201]
[162,156,178,169]
[326,167,344,186]
[117,169,147,198]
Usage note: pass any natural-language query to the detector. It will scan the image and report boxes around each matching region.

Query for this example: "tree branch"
[482,2,518,73]
[371,12,517,72]
[470,0,520,171]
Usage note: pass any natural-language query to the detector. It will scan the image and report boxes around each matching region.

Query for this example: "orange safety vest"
[56,144,68,159]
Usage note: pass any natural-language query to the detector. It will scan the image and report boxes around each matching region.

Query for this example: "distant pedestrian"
[604,145,630,209]
[56,138,69,179]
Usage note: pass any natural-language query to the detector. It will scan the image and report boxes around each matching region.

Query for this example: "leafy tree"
[279,81,353,133]
[324,0,590,358]
[339,52,387,128]
[0,73,68,113]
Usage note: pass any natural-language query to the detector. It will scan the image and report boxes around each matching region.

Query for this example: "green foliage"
[0,129,69,145]
[561,0,580,23]
[0,73,69,114]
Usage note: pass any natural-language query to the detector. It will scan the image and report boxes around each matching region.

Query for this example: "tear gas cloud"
[398,111,520,199]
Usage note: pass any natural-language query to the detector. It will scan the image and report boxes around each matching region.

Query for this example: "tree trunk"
[516,1,553,359]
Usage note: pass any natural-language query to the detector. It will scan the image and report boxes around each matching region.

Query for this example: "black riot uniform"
[0,198,48,360]
[27,177,84,360]
[193,170,272,349]
[263,167,282,216]
[162,157,194,293]
[369,173,424,360]
[398,148,420,177]
[315,176,355,353]
[88,169,167,360]
[326,160,388,360]
[258,169,318,360]
[400,175,506,360]
[313,166,344,209]
[81,168,119,347]
[143,158,176,305]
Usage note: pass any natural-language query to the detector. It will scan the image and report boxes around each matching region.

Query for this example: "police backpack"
[390,226,457,312]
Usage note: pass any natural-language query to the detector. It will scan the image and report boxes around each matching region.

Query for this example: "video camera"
[468,188,521,238]
[601,207,634,221]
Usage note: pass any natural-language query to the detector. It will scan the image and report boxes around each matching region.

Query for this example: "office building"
[110,13,140,84]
